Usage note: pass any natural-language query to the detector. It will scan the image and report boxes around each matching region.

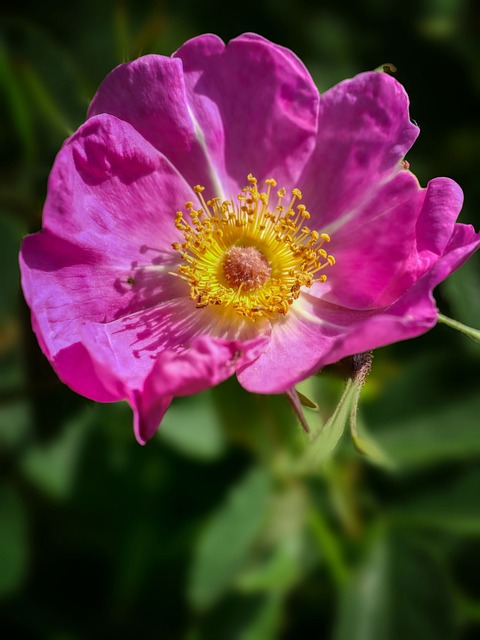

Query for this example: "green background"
[1,0,480,638]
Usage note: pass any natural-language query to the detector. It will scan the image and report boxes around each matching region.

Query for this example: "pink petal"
[19,113,206,403]
[52,343,127,402]
[295,71,463,310]
[132,393,173,445]
[19,111,200,377]
[238,223,480,394]
[299,71,419,228]
[415,177,464,257]
[21,232,130,353]
[319,175,463,309]
[132,334,268,444]
[88,55,218,193]
[173,33,319,195]
[20,231,180,401]
[237,301,342,394]
[322,223,480,364]
[79,293,271,385]
[32,313,123,403]
[21,232,130,402]
[78,297,221,389]
[42,114,193,259]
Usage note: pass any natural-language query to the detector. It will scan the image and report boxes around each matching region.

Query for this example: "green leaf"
[0,402,31,450]
[158,391,226,461]
[20,406,94,500]
[236,483,311,594]
[236,538,301,593]
[305,378,355,467]
[285,387,312,434]
[296,389,319,410]
[0,485,29,598]
[334,530,390,640]
[241,592,285,640]
[373,391,480,469]
[393,468,480,534]
[188,466,270,610]
[334,529,456,640]
[191,593,281,640]
[348,353,394,469]
[351,429,395,470]
[363,351,480,468]
[308,508,349,586]
[299,354,387,469]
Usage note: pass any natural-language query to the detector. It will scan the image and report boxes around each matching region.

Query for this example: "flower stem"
[437,313,480,344]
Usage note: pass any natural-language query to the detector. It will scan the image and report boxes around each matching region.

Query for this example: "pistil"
[223,246,272,291]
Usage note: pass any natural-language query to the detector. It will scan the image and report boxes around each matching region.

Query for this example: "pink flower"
[20,33,480,444]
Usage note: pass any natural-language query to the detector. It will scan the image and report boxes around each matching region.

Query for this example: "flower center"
[222,246,272,291]
[172,174,335,321]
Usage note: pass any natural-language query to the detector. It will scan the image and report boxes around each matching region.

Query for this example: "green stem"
[437,313,480,345]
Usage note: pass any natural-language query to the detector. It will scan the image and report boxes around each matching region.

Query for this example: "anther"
[172,175,334,321]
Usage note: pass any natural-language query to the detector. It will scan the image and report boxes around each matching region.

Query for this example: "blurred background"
[1,0,480,638]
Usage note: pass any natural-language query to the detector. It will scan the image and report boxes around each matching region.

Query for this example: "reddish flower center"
[222,246,272,292]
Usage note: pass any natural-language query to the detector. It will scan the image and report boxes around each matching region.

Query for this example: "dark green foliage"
[1,1,480,637]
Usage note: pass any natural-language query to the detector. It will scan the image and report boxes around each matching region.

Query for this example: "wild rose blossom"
[20,33,480,444]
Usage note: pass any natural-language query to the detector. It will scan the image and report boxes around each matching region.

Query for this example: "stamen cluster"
[172,175,335,321]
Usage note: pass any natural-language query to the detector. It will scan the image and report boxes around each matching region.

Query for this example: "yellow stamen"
[172,176,335,321]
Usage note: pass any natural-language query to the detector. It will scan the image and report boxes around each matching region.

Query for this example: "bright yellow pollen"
[172,176,335,321]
